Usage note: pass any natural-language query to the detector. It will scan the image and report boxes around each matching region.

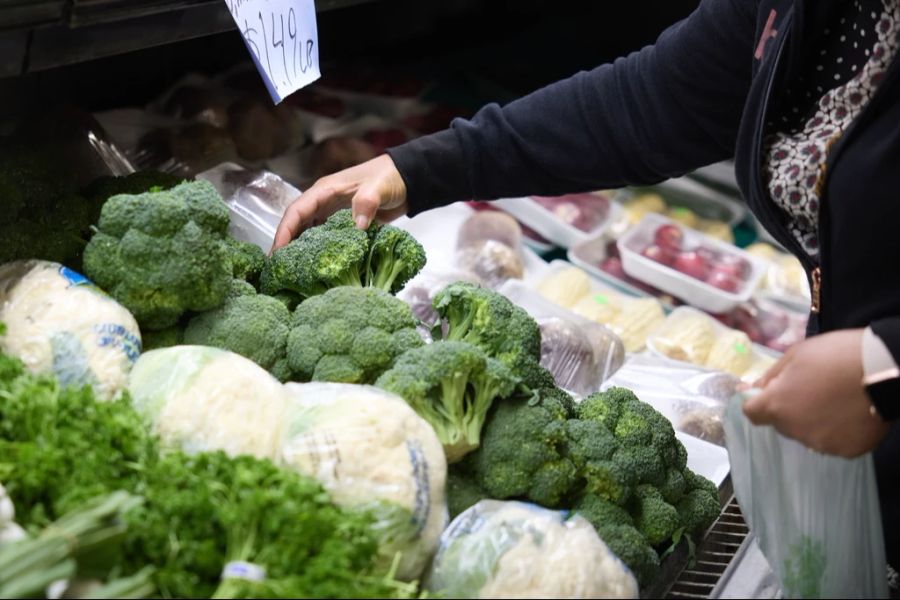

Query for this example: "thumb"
[741,386,777,426]
[351,184,383,230]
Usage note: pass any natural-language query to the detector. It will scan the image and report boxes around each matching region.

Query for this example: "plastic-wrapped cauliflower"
[128,345,288,460]
[281,382,448,581]
[427,500,639,599]
[0,260,141,400]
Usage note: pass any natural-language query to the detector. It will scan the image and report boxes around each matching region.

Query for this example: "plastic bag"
[455,240,525,290]
[724,390,889,598]
[426,500,638,599]
[0,260,141,401]
[499,280,625,396]
[129,345,288,460]
[281,382,448,581]
[397,269,485,330]
[197,162,301,252]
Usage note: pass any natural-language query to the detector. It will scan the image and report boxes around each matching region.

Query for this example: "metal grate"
[666,496,750,599]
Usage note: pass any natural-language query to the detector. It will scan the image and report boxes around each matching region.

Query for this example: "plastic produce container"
[614,176,747,228]
[646,306,781,382]
[617,214,767,314]
[492,192,622,249]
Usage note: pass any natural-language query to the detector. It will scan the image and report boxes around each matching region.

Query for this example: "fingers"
[742,383,778,426]
[752,352,791,389]
[271,182,337,252]
[351,183,384,230]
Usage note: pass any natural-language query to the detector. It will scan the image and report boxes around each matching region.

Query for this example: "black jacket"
[388,0,900,565]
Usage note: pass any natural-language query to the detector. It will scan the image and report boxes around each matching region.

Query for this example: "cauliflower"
[128,346,288,460]
[0,260,141,400]
[427,500,639,599]
[281,382,448,581]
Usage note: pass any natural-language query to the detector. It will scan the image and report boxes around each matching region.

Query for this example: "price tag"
[225,0,321,104]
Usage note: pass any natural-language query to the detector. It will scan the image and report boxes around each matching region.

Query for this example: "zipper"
[810,266,821,314]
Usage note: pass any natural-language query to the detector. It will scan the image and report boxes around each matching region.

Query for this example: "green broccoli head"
[82,181,233,330]
[259,209,427,298]
[433,282,542,380]
[225,237,267,285]
[376,341,518,463]
[366,223,427,293]
[183,290,292,378]
[659,468,687,505]
[676,488,720,535]
[140,325,185,352]
[467,390,578,508]
[445,464,488,520]
[594,523,661,587]
[574,492,634,530]
[286,286,423,385]
[630,484,681,547]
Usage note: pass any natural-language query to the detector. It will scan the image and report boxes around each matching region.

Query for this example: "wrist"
[862,326,900,421]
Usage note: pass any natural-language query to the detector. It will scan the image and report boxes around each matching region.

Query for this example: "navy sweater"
[388,0,900,566]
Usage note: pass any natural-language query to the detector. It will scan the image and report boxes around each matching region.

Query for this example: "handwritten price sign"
[225,0,321,104]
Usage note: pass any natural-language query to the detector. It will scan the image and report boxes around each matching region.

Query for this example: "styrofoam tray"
[646,306,781,382]
[618,214,767,314]
[614,176,747,227]
[492,193,622,249]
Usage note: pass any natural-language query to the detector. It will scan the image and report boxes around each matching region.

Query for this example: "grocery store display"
[455,211,527,288]
[427,500,639,599]
[745,242,812,310]
[494,192,620,248]
[0,260,141,400]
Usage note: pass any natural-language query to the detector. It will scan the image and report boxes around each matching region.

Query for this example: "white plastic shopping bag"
[724,390,888,598]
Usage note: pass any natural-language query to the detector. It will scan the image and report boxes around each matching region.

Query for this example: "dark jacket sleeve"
[388,0,759,216]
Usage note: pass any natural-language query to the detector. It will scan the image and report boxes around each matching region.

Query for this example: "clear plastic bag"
[197,162,301,252]
[457,210,524,253]
[397,269,486,330]
[426,500,639,599]
[724,390,889,598]
[281,382,448,581]
[0,260,141,401]
[455,240,525,290]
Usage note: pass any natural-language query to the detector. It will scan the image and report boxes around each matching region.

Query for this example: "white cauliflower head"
[129,346,288,460]
[282,382,448,582]
[0,260,141,400]
[428,500,639,599]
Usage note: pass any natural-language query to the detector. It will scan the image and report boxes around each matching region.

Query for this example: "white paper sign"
[225,0,321,104]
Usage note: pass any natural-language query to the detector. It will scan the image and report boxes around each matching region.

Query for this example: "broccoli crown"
[286,286,423,385]
[140,325,185,352]
[83,180,233,330]
[432,282,542,379]
[467,392,578,508]
[227,278,258,298]
[573,492,634,530]
[659,468,687,505]
[445,466,488,520]
[260,209,426,298]
[676,488,720,535]
[225,237,267,285]
[183,290,292,377]
[629,484,681,546]
[593,523,661,587]
[375,340,518,463]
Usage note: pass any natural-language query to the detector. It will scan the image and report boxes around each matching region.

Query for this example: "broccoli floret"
[446,465,488,519]
[366,224,427,293]
[286,286,423,385]
[630,484,681,547]
[227,278,257,298]
[260,209,426,298]
[141,325,185,351]
[594,523,661,587]
[575,387,631,430]
[676,488,720,535]
[467,391,578,508]
[83,171,182,204]
[433,282,542,382]
[376,341,518,462]
[574,493,634,530]
[82,181,233,330]
[684,468,719,500]
[270,290,302,312]
[224,237,267,286]
[184,289,292,378]
[660,468,687,505]
[614,445,667,488]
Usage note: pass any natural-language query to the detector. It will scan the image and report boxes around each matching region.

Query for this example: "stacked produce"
[621,191,734,243]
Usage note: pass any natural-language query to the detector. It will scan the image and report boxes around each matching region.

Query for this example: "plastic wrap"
[457,210,524,252]
[426,500,639,599]
[499,280,625,396]
[536,266,594,309]
[281,382,448,581]
[455,240,525,290]
[197,163,301,252]
[493,193,621,249]
[128,346,288,460]
[725,391,888,598]
[745,242,812,311]
[601,354,740,447]
[0,260,141,401]
[397,269,485,332]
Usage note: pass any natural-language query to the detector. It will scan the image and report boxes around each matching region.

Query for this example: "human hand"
[742,328,890,457]
[272,154,407,251]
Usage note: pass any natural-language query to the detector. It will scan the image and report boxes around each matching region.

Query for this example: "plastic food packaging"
[601,354,739,448]
[455,240,525,290]
[617,213,767,313]
[722,298,809,353]
[607,297,667,354]
[0,260,141,401]
[397,269,485,334]
[614,176,746,228]
[499,280,625,396]
[281,382,448,581]
[426,500,639,599]
[650,310,718,365]
[457,210,524,252]
[129,346,289,460]
[493,192,621,249]
[745,242,812,311]
[536,266,594,309]
[197,162,301,252]
[725,391,888,598]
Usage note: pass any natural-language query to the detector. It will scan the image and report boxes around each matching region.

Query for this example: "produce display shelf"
[0,0,384,78]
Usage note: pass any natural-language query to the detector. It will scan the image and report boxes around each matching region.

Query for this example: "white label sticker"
[225,0,321,104]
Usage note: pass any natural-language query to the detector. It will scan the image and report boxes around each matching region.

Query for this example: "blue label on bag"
[94,323,142,362]
[59,266,92,288]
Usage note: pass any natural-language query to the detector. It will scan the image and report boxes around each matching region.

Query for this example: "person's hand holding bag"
[272,154,408,251]
[742,328,890,457]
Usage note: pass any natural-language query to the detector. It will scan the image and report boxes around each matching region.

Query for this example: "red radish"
[705,268,740,292]
[600,257,627,279]
[713,253,752,280]
[653,224,684,253]
[641,244,676,266]
[674,251,710,280]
